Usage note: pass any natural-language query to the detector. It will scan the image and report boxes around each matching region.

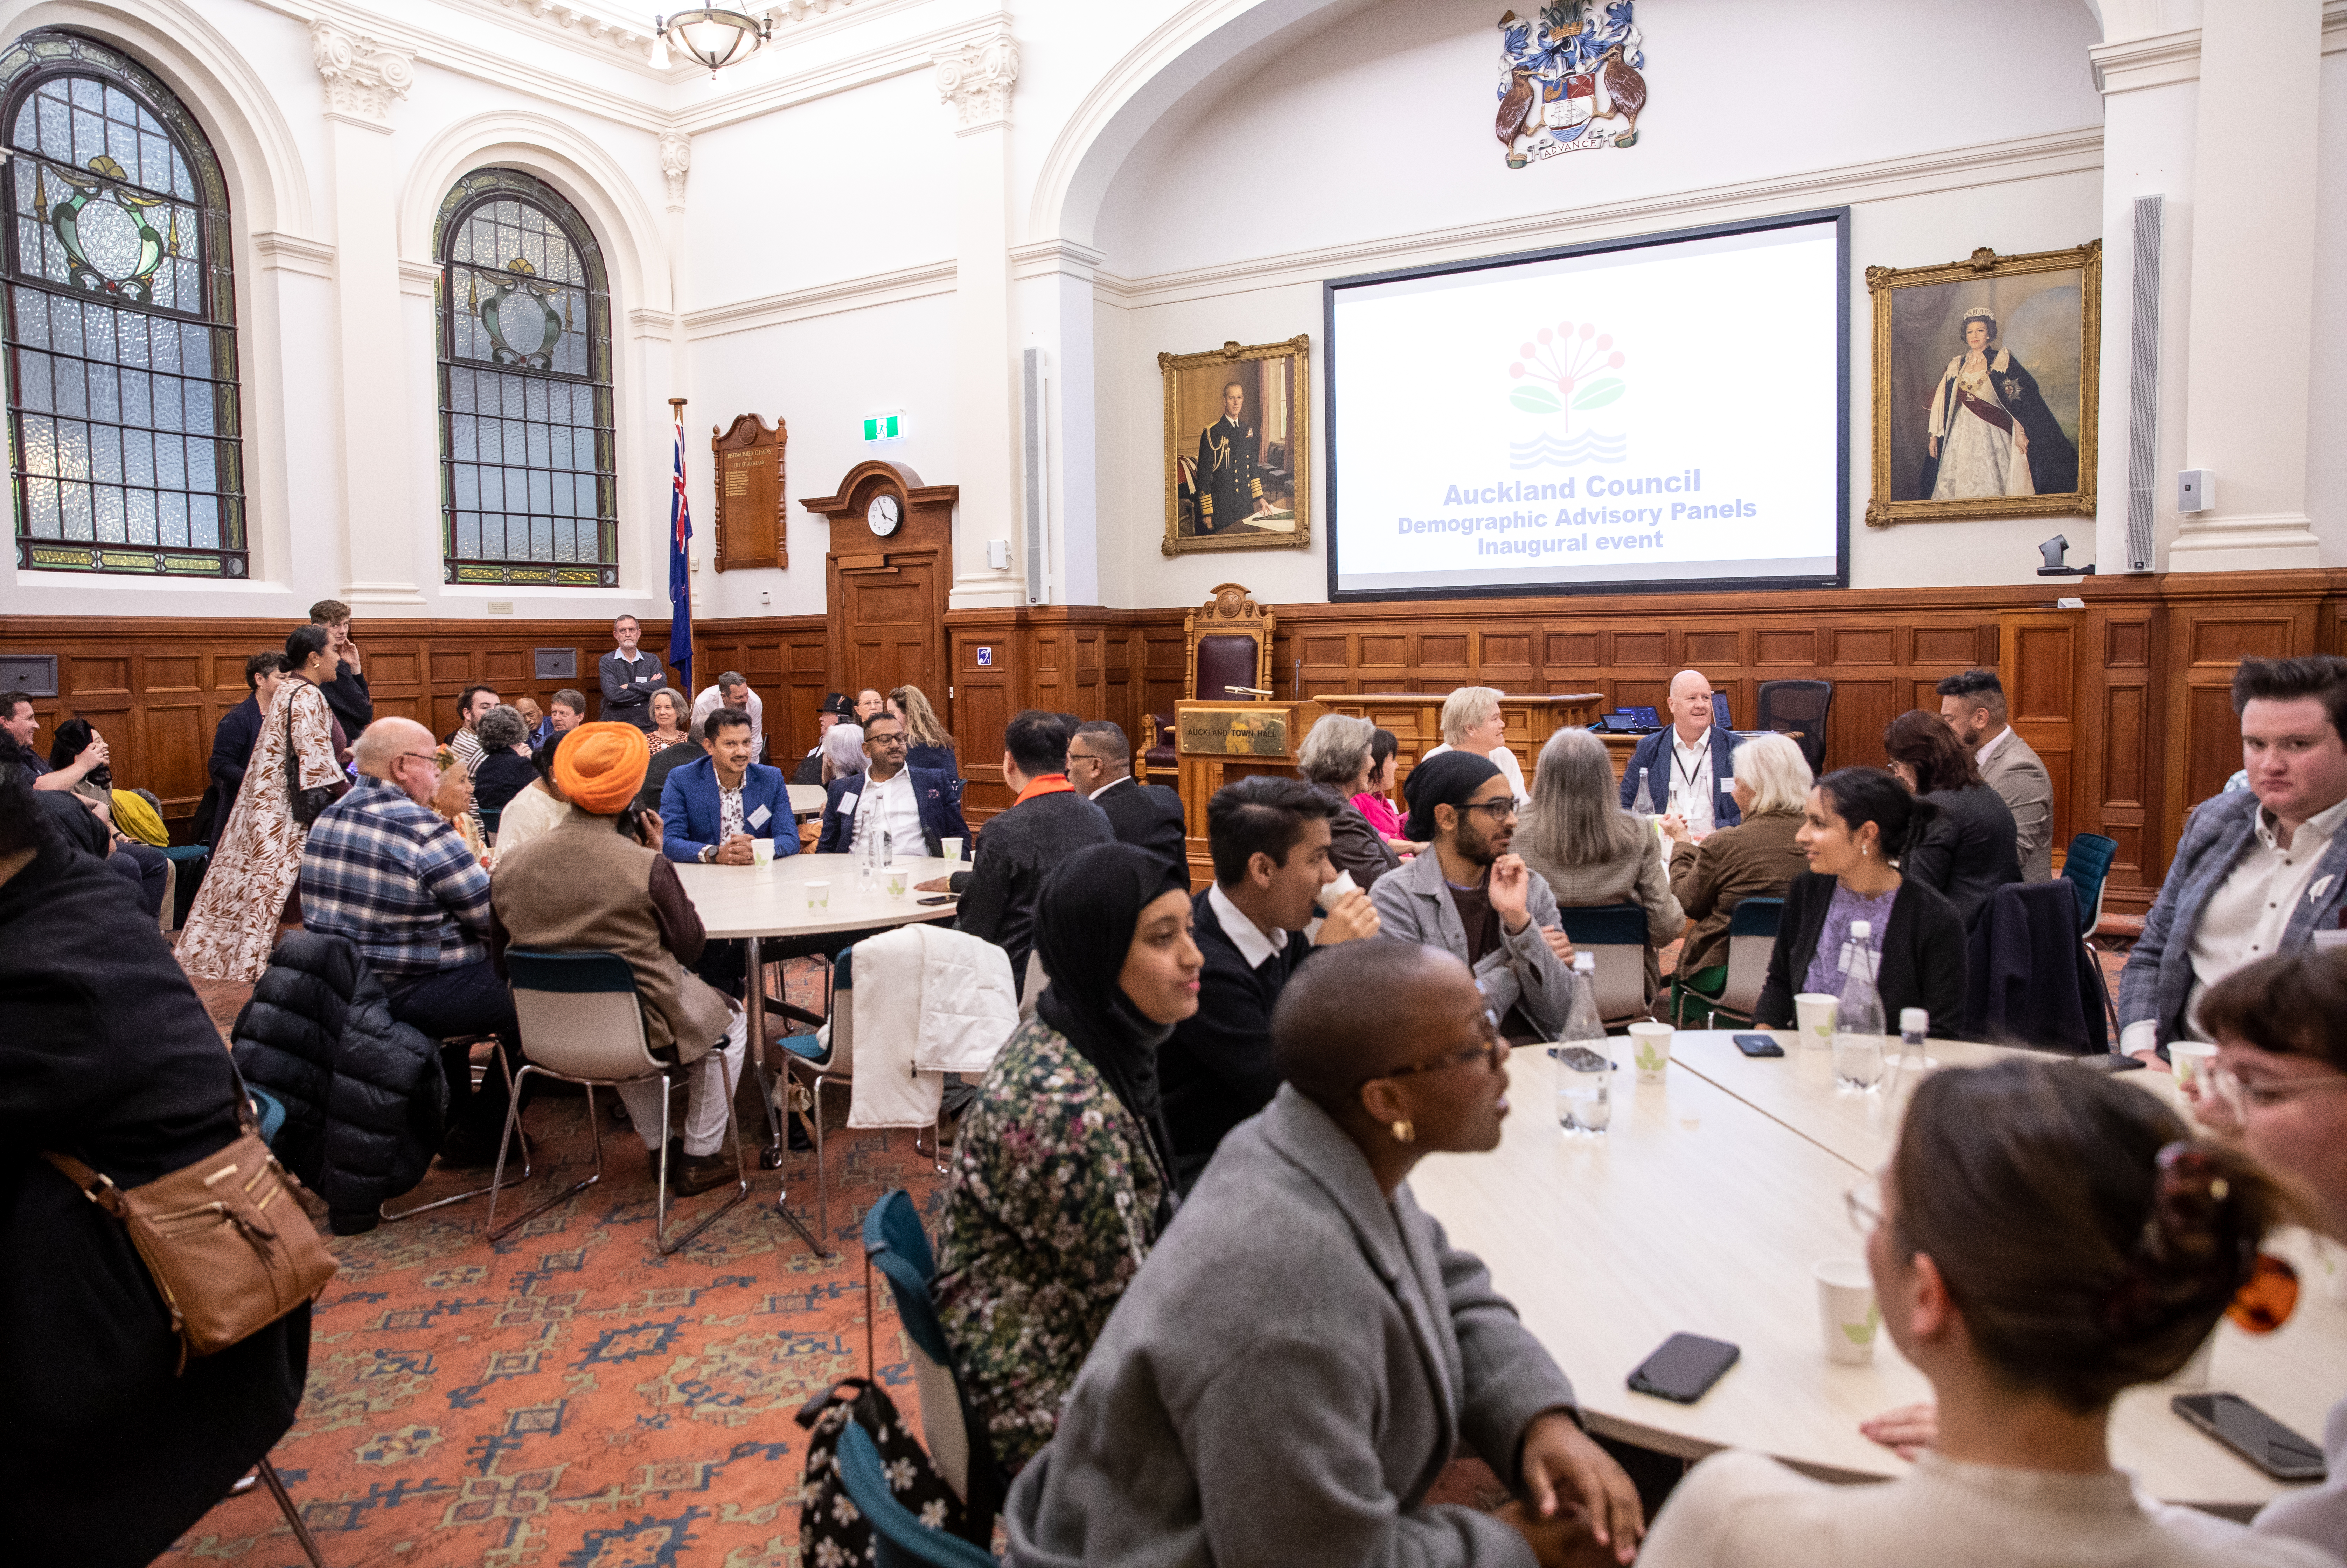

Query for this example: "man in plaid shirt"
[301,716,521,1166]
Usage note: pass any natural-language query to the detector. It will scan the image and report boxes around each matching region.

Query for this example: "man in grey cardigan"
[1372,749,1575,1043]
[1006,940,1643,1568]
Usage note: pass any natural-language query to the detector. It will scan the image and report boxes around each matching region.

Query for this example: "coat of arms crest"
[1494,2,1649,169]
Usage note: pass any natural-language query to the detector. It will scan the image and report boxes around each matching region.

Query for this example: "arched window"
[436,168,615,586]
[0,30,244,578]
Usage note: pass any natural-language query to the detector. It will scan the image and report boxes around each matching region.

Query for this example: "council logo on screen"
[1506,319,1628,428]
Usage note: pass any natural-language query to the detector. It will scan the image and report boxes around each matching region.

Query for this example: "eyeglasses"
[866,733,907,746]
[1372,1009,1509,1085]
[2206,1063,2347,1120]
[1459,799,1518,821]
[395,752,441,770]
[1845,1171,1886,1234]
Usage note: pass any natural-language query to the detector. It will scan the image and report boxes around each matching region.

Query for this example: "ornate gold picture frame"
[1160,335,1311,556]
[1864,241,2099,527]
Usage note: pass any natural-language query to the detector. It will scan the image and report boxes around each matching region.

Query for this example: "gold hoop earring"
[1390,1119,1415,1145]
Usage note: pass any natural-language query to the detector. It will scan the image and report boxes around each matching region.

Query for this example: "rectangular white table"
[1407,1032,2343,1511]
[674,852,964,1254]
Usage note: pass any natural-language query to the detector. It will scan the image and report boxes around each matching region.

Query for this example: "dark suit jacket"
[1092,776,1188,873]
[956,788,1114,993]
[636,741,704,816]
[194,695,266,842]
[814,767,968,858]
[1617,724,1742,827]
[1159,889,1312,1187]
[315,662,371,740]
[658,756,796,863]
[1754,872,1967,1034]
[472,749,539,819]
[906,742,958,777]
[1907,783,2021,929]
[791,749,825,787]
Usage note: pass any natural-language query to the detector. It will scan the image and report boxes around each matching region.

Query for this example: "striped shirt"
[300,774,493,980]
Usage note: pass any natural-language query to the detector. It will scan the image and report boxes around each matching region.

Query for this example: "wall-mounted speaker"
[2126,195,2162,573]
[534,648,578,681]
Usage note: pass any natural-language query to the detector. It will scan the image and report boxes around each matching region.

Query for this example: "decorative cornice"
[935,29,1017,129]
[396,257,441,297]
[625,304,680,335]
[672,8,1010,133]
[659,130,691,211]
[1010,239,1109,284]
[681,258,957,339]
[2089,27,2200,94]
[310,18,415,125]
[250,231,338,279]
[1091,125,2106,310]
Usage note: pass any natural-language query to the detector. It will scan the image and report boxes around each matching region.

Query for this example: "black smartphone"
[2072,1053,2147,1074]
[2173,1394,2327,1480]
[1732,1034,1784,1058]
[1627,1334,1740,1404]
[917,894,957,906]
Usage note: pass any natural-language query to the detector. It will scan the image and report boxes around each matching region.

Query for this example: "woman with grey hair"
[646,686,691,753]
[1419,685,1528,804]
[1514,726,1683,1004]
[820,722,867,786]
[1663,731,1812,1019]
[471,704,539,827]
[1296,712,1402,889]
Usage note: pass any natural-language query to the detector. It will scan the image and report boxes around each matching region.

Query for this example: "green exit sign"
[861,412,904,442]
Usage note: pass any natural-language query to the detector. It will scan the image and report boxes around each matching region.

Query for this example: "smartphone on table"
[2173,1393,2327,1480]
[1627,1333,1740,1404]
[1732,1034,1783,1058]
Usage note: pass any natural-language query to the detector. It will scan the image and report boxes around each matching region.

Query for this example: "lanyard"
[1671,736,1707,800]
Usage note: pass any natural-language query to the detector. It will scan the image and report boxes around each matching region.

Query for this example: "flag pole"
[667,398,695,696]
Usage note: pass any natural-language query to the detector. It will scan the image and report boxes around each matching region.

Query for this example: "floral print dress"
[177,677,340,983]
[934,1016,1166,1475]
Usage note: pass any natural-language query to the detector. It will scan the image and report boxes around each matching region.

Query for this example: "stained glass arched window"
[436,168,616,586]
[0,30,244,578]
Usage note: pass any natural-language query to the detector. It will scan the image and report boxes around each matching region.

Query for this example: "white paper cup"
[940,836,963,863]
[1814,1258,1879,1364]
[1315,869,1359,915]
[1628,1021,1672,1084]
[805,880,829,910]
[1794,993,1838,1049]
[751,836,775,866]
[2169,1040,2218,1098]
[884,867,909,898]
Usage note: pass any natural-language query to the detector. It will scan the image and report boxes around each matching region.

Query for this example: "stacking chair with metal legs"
[2061,833,2122,1036]
[861,1189,995,1532]
[379,1034,535,1222]
[1668,896,1784,1028]
[1554,902,1652,1024]
[488,950,750,1254]
[770,944,860,1249]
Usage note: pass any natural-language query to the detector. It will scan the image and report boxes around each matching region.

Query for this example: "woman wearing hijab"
[935,842,1206,1476]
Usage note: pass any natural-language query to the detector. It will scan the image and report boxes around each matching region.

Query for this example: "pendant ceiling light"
[652,9,772,77]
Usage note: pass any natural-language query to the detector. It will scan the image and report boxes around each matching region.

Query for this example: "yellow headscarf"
[109,789,168,847]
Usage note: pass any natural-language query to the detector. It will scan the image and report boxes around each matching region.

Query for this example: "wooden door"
[839,554,942,699]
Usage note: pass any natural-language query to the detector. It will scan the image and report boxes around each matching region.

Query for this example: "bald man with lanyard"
[1618,669,1741,835]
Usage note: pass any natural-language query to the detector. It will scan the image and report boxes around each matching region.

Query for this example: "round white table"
[1406,1029,2345,1512]
[673,852,965,1255]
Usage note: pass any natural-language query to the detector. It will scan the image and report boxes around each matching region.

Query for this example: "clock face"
[867,494,902,537]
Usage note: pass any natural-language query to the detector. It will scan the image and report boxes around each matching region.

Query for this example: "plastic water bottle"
[1831,920,1887,1091]
[1631,766,1655,817]
[856,819,876,892]
[1554,952,1612,1133]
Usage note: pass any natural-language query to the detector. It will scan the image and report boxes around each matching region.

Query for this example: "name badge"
[838,792,859,817]
[748,803,772,829]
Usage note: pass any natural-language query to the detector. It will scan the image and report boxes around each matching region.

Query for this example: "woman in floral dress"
[935,842,1204,1475]
[177,625,343,982]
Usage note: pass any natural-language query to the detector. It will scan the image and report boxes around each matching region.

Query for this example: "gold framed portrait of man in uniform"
[1160,335,1311,556]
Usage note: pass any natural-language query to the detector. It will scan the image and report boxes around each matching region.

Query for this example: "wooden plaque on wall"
[712,413,786,572]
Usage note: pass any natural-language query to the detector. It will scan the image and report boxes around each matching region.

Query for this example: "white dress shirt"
[849,765,924,858]
[690,683,764,756]
[1974,724,2016,771]
[1206,882,1286,971]
[2121,793,2347,1058]
[1667,725,1715,833]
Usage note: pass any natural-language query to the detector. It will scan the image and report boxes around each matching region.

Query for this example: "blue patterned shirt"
[300,774,493,980]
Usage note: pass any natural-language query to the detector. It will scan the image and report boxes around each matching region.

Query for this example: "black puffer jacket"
[230,933,447,1224]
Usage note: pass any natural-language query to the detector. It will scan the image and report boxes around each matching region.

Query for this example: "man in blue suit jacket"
[660,706,796,865]
[814,712,968,857]
[1617,669,1741,831]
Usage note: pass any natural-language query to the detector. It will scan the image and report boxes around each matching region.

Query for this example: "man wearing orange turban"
[492,720,748,1197]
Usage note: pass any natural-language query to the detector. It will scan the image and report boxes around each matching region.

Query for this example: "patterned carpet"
[166,959,948,1568]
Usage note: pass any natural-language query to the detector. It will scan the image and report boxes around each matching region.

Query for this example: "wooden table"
[675,852,963,1254]
[1407,1031,2343,1511]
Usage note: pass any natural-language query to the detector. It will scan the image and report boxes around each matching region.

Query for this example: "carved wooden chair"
[1142,583,1275,781]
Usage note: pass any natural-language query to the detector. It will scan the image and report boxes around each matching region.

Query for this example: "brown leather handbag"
[44,1128,339,1371]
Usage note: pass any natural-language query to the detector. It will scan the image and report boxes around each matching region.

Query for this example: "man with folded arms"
[1159,775,1379,1189]
[493,722,747,1196]
[597,613,660,730]
[301,718,520,1167]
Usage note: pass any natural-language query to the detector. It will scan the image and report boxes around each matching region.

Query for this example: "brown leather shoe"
[669,1148,738,1196]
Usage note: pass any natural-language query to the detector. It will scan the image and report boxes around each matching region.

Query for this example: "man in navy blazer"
[815,711,968,856]
[660,705,796,864]
[1616,669,1741,831]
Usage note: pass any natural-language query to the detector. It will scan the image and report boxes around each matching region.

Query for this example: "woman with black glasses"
[1007,939,1645,1568]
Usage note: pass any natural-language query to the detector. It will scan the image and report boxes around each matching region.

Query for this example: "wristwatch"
[699,844,717,864]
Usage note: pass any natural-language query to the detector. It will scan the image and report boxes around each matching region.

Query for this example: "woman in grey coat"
[1005,939,1644,1568]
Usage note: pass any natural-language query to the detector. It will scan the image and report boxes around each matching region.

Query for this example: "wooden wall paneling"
[1998,608,2083,864]
[2156,575,2324,875]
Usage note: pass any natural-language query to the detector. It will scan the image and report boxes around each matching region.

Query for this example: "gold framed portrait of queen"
[1864,241,2100,527]
[1160,335,1312,556]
